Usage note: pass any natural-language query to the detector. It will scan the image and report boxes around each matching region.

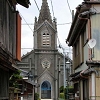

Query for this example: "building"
[17,0,72,100]
[66,0,100,100]
[0,0,30,99]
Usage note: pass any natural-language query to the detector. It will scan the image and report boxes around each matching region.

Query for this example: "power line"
[21,48,33,49]
[93,6,100,13]
[57,22,71,25]
[66,0,72,15]
[22,22,71,25]
[50,0,55,18]
[33,0,54,36]
[19,12,33,32]
[16,7,33,33]
[34,0,40,11]
[33,0,67,50]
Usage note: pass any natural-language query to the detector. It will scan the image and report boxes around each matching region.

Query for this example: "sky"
[16,0,83,57]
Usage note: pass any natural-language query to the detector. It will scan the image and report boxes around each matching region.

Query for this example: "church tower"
[34,0,57,50]
[34,0,58,99]
[17,0,71,99]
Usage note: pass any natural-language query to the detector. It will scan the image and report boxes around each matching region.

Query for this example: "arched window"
[42,32,50,46]
[41,81,51,99]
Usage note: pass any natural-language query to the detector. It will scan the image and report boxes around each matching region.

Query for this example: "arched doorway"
[41,81,51,99]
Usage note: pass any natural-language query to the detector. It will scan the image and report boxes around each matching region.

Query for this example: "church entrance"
[41,81,51,99]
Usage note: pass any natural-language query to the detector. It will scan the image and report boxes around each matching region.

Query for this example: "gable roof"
[21,50,34,59]
[34,20,56,32]
[36,69,55,80]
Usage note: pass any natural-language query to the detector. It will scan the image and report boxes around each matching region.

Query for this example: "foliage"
[59,85,74,99]
[64,86,74,94]
[34,93,39,100]
[64,86,74,99]
[60,86,64,93]
[68,86,74,93]
[59,93,65,99]
[9,70,22,88]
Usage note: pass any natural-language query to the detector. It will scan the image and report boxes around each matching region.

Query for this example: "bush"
[60,93,65,99]
[68,86,74,93]
[34,93,39,100]
[64,86,74,99]
[64,86,74,94]
[60,86,64,93]
[9,70,22,88]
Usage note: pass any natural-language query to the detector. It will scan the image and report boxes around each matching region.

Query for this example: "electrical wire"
[19,12,33,32]
[22,22,71,25]
[16,7,33,33]
[34,0,69,51]
[21,48,33,49]
[34,0,40,11]
[33,0,54,37]
[57,22,71,25]
[93,6,99,13]
[16,8,34,51]
[66,0,72,15]
[50,0,55,18]
[50,0,70,49]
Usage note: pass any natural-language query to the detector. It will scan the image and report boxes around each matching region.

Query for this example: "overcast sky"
[17,0,83,57]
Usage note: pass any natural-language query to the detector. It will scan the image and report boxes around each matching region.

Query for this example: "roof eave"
[85,1,100,4]
[66,2,90,46]
[16,0,30,8]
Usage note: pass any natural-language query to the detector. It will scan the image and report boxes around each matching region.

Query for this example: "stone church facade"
[17,0,71,100]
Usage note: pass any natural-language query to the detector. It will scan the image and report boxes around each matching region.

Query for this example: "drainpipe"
[80,70,88,79]
[87,18,92,60]
[78,12,92,60]
[79,10,96,60]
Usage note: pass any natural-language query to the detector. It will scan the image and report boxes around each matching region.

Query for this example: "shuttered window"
[42,32,50,46]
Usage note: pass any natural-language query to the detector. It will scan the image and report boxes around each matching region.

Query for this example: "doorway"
[41,81,51,99]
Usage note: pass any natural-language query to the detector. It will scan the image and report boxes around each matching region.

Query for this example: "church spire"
[38,0,52,24]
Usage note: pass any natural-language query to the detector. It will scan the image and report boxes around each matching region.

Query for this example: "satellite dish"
[87,39,96,48]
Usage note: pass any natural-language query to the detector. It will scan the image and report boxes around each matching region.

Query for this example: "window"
[42,32,50,46]
[91,14,100,60]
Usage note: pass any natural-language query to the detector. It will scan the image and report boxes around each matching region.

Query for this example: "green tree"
[9,70,22,88]
[60,86,64,93]
[34,93,40,100]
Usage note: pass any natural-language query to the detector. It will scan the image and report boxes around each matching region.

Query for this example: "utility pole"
[63,50,66,89]
[58,57,60,99]
[59,45,66,88]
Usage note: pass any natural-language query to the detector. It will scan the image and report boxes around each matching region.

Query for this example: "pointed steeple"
[38,0,52,25]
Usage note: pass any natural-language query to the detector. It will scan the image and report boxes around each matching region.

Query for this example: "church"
[17,0,71,99]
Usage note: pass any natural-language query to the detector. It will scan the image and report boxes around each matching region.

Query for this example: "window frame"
[42,30,51,47]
